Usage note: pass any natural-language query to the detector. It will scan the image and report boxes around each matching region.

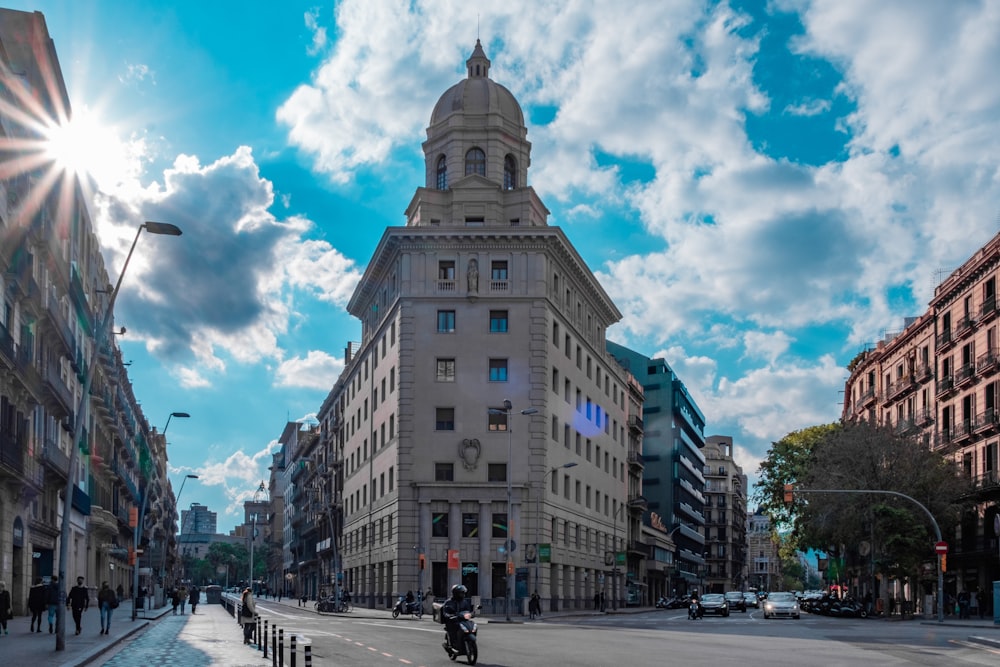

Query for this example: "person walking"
[46,575,60,633]
[28,577,46,633]
[0,581,12,635]
[97,581,118,635]
[188,584,200,614]
[969,587,980,619]
[177,584,189,615]
[529,591,541,620]
[66,576,90,635]
[240,588,257,645]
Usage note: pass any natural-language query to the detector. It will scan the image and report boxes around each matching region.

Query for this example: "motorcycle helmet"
[451,584,468,601]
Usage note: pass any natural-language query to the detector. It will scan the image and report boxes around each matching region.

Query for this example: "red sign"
[935,541,948,554]
[447,549,460,570]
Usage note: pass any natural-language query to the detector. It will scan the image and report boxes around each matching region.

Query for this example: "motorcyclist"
[441,584,473,654]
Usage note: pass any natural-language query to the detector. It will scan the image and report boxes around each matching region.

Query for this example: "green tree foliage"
[758,420,971,580]
[754,423,838,545]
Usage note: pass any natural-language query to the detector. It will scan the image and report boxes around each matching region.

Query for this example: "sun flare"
[43,107,137,190]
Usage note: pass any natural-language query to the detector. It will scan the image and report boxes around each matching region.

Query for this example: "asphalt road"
[247,602,1000,667]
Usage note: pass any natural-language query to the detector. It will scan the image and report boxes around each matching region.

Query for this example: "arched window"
[436,155,447,190]
[504,155,517,190]
[465,148,486,177]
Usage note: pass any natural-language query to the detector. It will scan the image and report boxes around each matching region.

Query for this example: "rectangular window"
[492,513,508,538]
[437,358,456,382]
[436,407,455,430]
[488,409,508,431]
[462,513,479,538]
[489,358,508,382]
[438,260,456,280]
[488,463,507,482]
[437,310,456,332]
[435,462,454,481]
[491,261,508,280]
[432,512,449,537]
[489,310,508,333]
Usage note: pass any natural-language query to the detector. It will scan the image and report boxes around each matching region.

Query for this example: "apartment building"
[702,435,748,593]
[843,230,1000,596]
[0,8,172,612]
[747,509,782,592]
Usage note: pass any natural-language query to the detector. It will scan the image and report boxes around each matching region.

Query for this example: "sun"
[43,106,137,190]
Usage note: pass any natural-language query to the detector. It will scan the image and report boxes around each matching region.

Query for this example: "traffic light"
[507,560,514,575]
[783,484,794,505]
[418,553,426,570]
[940,554,947,572]
[128,546,136,566]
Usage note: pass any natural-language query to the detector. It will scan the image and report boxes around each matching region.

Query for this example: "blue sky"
[9,0,1000,533]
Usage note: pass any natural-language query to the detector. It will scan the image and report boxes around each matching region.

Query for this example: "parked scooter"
[655,596,671,609]
[392,594,423,619]
[443,608,479,664]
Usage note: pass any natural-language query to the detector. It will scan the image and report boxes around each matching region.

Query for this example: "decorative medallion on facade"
[459,438,481,470]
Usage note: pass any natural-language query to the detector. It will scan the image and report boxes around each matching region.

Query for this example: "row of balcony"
[436,279,509,293]
[938,298,999,350]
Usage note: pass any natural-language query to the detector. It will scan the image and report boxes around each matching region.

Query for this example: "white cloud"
[305,9,329,56]
[276,351,345,390]
[784,99,831,116]
[120,62,154,86]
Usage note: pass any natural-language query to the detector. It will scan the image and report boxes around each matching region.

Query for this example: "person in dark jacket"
[96,581,118,635]
[28,577,46,632]
[188,584,200,614]
[0,580,12,635]
[46,575,60,633]
[66,576,90,635]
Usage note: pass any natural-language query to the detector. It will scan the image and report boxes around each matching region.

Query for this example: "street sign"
[539,543,551,563]
[935,541,948,554]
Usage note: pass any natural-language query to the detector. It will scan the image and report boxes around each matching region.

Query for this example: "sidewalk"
[0,599,174,667]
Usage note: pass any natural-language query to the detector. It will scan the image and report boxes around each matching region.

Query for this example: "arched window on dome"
[436,155,447,190]
[465,148,486,177]
[504,155,517,190]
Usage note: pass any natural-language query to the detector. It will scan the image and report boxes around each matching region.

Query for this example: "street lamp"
[535,463,577,595]
[148,413,190,608]
[56,221,181,650]
[249,481,266,592]
[161,473,198,590]
[489,399,537,622]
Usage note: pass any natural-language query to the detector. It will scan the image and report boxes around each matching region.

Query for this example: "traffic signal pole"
[787,487,944,623]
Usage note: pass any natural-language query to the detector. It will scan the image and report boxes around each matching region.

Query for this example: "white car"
[762,591,800,619]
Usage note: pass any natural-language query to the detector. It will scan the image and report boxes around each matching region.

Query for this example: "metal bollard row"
[304,644,312,667]
[290,633,297,667]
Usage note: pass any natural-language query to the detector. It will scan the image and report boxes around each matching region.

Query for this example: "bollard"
[272,624,278,667]
[304,644,312,667]
[290,633,297,667]
[258,616,263,651]
[279,628,284,665]
[263,619,268,658]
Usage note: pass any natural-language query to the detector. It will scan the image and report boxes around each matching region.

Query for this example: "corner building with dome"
[308,41,647,612]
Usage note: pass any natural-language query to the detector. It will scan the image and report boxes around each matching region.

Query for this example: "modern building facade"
[843,230,1000,599]
[702,435,747,593]
[298,41,640,614]
[606,342,708,596]
[0,8,170,613]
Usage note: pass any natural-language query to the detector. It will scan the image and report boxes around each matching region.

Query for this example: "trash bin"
[205,585,222,604]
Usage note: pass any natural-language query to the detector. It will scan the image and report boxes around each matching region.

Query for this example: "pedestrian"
[46,575,60,633]
[176,584,189,615]
[66,576,89,635]
[593,591,600,610]
[969,587,979,619]
[97,581,118,635]
[0,581,11,636]
[188,584,200,614]
[958,589,970,619]
[170,586,180,615]
[28,577,46,632]
[240,588,257,645]
[529,591,541,620]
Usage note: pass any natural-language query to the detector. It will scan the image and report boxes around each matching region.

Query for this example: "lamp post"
[489,399,537,622]
[535,463,577,595]
[150,413,189,607]
[249,481,266,592]
[56,221,181,649]
[162,473,197,591]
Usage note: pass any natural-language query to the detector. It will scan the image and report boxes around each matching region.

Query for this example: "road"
[91,600,1000,667]
[245,601,999,667]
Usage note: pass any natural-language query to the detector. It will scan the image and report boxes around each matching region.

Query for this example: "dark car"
[699,593,730,617]
[724,591,746,612]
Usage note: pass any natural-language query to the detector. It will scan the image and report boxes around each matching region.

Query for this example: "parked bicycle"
[315,595,352,613]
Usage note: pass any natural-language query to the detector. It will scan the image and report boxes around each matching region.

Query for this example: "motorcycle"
[655,596,670,609]
[392,595,423,619]
[688,600,704,620]
[443,609,479,665]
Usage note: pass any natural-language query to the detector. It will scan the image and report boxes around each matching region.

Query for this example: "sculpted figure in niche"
[467,258,479,293]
